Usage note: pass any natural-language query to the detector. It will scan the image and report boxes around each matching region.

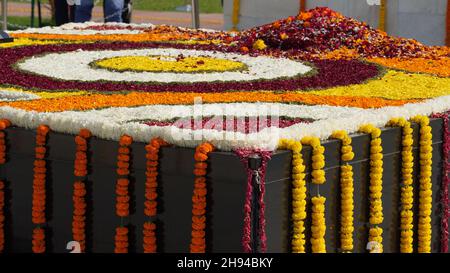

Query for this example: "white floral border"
[0,96,449,151]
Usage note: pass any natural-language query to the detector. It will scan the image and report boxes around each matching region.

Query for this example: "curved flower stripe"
[0,92,416,113]
[309,70,450,100]
[115,135,133,253]
[32,124,50,253]
[0,38,83,48]
[9,27,212,43]
[278,139,307,253]
[190,142,214,253]
[330,130,355,252]
[359,124,384,253]
[72,129,92,253]
[411,115,433,253]
[368,57,450,78]
[386,118,414,253]
[143,137,169,253]
[0,119,11,253]
[0,43,380,94]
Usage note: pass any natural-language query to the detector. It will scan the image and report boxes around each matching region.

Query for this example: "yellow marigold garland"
[301,136,326,253]
[330,130,355,252]
[278,139,307,253]
[386,118,414,253]
[411,115,433,253]
[359,124,384,253]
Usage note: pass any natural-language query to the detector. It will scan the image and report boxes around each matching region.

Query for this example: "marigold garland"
[330,130,355,253]
[278,139,307,253]
[411,115,433,253]
[114,135,133,253]
[0,119,11,253]
[386,118,414,253]
[432,112,450,253]
[143,137,169,253]
[311,196,326,253]
[72,129,92,253]
[301,136,326,185]
[359,124,384,253]
[190,142,214,253]
[301,136,326,253]
[32,124,50,253]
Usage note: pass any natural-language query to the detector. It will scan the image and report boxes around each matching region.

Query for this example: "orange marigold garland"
[32,124,50,253]
[143,137,169,253]
[72,129,92,252]
[115,135,133,253]
[190,142,214,253]
[0,119,11,253]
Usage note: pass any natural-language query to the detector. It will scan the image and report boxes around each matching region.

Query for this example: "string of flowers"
[330,130,355,253]
[32,124,50,253]
[411,115,433,253]
[359,124,384,253]
[301,136,326,253]
[432,112,450,253]
[231,0,240,31]
[278,139,307,253]
[190,142,214,253]
[72,129,92,253]
[379,0,387,32]
[143,137,169,253]
[0,119,11,253]
[235,149,272,253]
[386,118,414,253]
[115,135,133,253]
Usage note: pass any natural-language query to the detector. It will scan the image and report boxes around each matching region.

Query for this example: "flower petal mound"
[0,7,448,150]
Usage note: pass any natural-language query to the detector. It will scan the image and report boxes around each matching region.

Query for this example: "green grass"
[133,0,223,13]
[4,16,52,30]
[9,0,223,13]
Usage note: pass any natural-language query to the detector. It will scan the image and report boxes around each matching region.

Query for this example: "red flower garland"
[235,149,272,253]
[114,135,132,253]
[190,142,214,253]
[72,129,91,252]
[32,124,50,253]
[143,138,169,253]
[0,119,11,253]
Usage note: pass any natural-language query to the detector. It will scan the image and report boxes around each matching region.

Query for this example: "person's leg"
[74,0,94,23]
[104,0,124,23]
[54,0,69,26]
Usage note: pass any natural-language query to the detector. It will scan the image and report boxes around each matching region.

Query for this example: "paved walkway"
[5,2,224,30]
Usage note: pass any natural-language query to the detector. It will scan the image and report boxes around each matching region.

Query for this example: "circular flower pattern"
[92,55,248,73]
[18,48,312,83]
[0,42,380,94]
